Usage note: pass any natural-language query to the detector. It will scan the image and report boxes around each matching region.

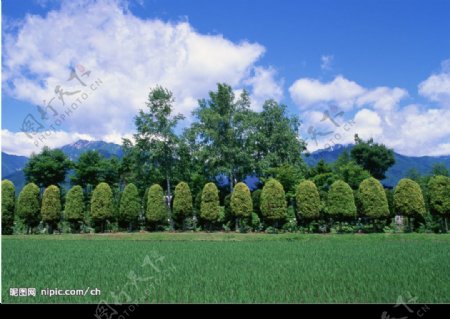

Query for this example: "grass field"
[2,232,450,303]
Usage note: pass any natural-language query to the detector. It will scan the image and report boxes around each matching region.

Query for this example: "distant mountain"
[3,140,450,191]
[59,139,123,160]
[1,140,123,191]
[1,153,29,177]
[303,144,450,187]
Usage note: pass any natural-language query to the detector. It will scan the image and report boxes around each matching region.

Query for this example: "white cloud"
[3,0,268,139]
[1,129,95,156]
[244,66,283,111]
[320,55,334,71]
[289,76,366,111]
[418,59,450,107]
[298,64,450,156]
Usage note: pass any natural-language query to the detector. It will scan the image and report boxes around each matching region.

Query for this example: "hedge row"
[2,176,449,234]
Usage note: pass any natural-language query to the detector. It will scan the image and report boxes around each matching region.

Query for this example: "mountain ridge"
[2,140,450,191]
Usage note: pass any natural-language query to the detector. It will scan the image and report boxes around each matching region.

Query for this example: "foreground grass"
[2,233,450,303]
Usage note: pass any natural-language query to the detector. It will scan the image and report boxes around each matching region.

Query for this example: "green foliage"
[2,180,15,235]
[263,164,305,196]
[146,184,167,224]
[119,183,141,227]
[17,182,41,232]
[260,179,287,222]
[428,176,450,217]
[231,182,253,218]
[251,189,262,216]
[431,163,449,177]
[200,182,220,222]
[357,177,390,219]
[385,188,394,217]
[350,135,395,180]
[173,182,193,222]
[334,152,371,190]
[393,178,426,217]
[123,86,184,197]
[24,147,72,188]
[90,182,114,226]
[71,151,120,189]
[64,185,85,232]
[41,185,62,227]
[326,180,356,219]
[295,180,320,220]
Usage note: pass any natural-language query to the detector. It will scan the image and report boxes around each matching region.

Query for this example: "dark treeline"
[2,84,449,234]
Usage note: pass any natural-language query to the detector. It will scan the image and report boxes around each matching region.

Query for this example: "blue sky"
[2,0,450,156]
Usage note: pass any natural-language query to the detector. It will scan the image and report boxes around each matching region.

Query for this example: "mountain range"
[1,140,123,191]
[303,144,450,187]
[2,140,450,191]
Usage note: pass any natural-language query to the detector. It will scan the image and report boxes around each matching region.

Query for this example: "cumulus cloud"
[244,66,283,111]
[418,59,450,107]
[297,64,450,156]
[2,0,269,145]
[289,76,366,111]
[1,129,95,156]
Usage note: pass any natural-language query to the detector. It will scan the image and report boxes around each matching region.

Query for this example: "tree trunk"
[166,176,174,231]
[48,223,53,235]
[445,216,448,233]
[235,217,240,232]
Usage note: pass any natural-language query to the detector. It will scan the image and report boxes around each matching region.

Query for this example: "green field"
[2,233,450,303]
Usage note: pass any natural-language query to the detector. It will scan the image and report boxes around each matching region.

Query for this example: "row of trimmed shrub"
[2,175,449,234]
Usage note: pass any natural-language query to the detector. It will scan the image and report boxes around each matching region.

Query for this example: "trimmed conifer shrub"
[1,180,15,235]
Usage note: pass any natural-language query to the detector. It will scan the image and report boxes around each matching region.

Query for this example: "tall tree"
[119,183,141,231]
[71,151,119,190]
[24,147,72,188]
[190,84,253,192]
[252,100,307,176]
[124,86,184,201]
[350,135,395,180]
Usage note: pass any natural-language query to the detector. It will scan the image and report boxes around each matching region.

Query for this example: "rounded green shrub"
[295,180,320,220]
[231,182,253,218]
[146,184,167,224]
[428,176,450,217]
[326,180,356,219]
[2,180,16,235]
[41,185,62,232]
[394,178,426,218]
[358,177,390,219]
[119,183,141,228]
[65,186,85,222]
[173,182,193,222]
[17,182,41,233]
[260,179,287,222]
[64,185,85,232]
[200,182,220,222]
[91,182,114,229]
[428,176,450,232]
